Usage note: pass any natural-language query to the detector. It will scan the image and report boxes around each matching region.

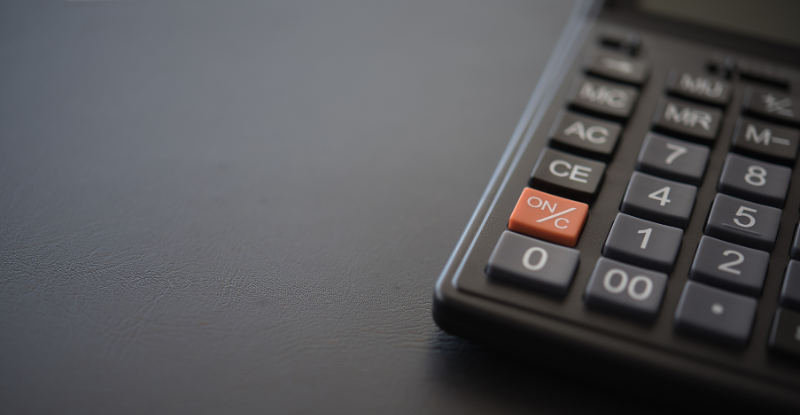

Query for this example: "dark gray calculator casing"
[432,1,800,410]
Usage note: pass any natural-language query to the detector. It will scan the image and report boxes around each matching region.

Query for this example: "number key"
[486,231,581,296]
[718,153,791,208]
[603,213,683,272]
[705,193,781,251]
[636,132,709,185]
[621,172,697,228]
[584,257,668,321]
[690,236,769,296]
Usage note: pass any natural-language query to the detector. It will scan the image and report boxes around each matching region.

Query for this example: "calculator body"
[433,0,800,410]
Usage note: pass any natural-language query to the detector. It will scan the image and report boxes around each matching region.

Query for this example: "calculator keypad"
[487,231,580,296]
[731,117,800,164]
[705,193,782,251]
[621,171,697,229]
[603,213,683,273]
[743,86,800,126]
[653,97,723,142]
[781,261,800,310]
[690,236,769,297]
[635,132,709,185]
[586,51,649,85]
[477,30,800,366]
[529,148,606,203]
[549,111,621,159]
[675,281,757,348]
[568,76,639,119]
[584,257,667,321]
[666,70,731,106]
[717,153,792,208]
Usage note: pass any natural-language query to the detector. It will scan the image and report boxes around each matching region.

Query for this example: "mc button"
[508,188,589,247]
[530,148,606,203]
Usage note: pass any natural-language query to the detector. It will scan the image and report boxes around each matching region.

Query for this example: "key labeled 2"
[603,213,683,272]
[705,193,781,251]
[690,236,769,296]
[584,257,668,321]
[508,188,589,247]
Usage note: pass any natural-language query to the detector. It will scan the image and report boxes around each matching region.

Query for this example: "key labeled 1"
[508,188,589,247]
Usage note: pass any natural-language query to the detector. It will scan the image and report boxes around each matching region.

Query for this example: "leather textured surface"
[1,0,672,413]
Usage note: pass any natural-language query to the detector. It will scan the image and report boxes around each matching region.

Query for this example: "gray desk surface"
[1,0,673,413]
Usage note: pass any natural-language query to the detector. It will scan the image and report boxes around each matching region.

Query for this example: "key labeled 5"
[508,188,589,247]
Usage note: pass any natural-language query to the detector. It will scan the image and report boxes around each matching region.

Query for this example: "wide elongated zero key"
[508,188,589,247]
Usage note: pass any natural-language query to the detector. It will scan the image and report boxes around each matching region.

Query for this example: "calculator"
[432,0,800,410]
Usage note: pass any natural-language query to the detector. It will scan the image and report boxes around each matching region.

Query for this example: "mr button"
[653,97,722,143]
[530,148,606,203]
[508,188,589,247]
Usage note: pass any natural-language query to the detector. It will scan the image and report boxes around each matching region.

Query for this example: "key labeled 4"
[508,188,589,247]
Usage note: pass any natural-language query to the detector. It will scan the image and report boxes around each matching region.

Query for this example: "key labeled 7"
[509,188,589,247]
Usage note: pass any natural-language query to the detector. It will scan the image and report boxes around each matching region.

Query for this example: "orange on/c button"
[508,188,589,247]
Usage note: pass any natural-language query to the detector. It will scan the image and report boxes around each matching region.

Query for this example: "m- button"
[508,188,589,247]
[530,148,607,203]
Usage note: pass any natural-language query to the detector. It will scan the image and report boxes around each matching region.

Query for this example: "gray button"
[584,257,667,321]
[568,76,639,120]
[636,132,709,186]
[731,117,800,165]
[769,308,800,358]
[743,86,800,126]
[780,260,800,310]
[530,148,607,203]
[674,281,757,348]
[666,70,731,106]
[603,213,683,273]
[486,231,580,296]
[690,236,769,297]
[621,172,696,229]
[653,97,722,143]
[586,51,649,85]
[705,193,781,251]
[793,223,800,260]
[549,111,621,159]
[718,153,791,208]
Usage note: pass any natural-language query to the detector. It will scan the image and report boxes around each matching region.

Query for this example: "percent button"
[508,188,589,247]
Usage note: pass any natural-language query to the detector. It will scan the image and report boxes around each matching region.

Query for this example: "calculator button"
[666,70,731,106]
[584,257,667,321]
[652,97,722,143]
[743,86,800,126]
[568,76,639,120]
[781,261,800,310]
[635,133,709,186]
[530,148,606,203]
[718,153,791,208]
[603,213,683,273]
[769,308,800,358]
[731,117,800,165]
[690,236,769,297]
[487,231,580,296]
[793,223,800,260]
[705,193,781,251]
[674,281,757,348]
[586,51,649,85]
[621,172,696,229]
[508,188,589,247]
[549,111,621,159]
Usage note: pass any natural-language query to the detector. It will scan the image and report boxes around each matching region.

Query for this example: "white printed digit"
[648,186,671,206]
[717,250,744,275]
[734,206,757,228]
[744,165,767,187]
[638,228,652,249]
[665,143,688,165]
[522,247,548,271]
